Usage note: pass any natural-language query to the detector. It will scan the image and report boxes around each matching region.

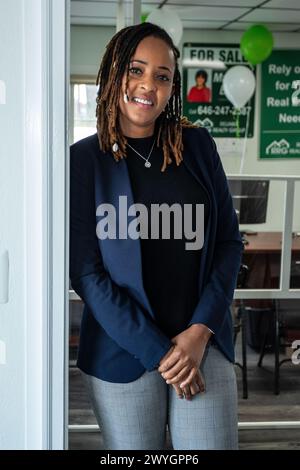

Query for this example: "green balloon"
[141,13,149,23]
[240,24,274,65]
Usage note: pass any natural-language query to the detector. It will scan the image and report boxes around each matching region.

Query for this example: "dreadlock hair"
[95,22,198,172]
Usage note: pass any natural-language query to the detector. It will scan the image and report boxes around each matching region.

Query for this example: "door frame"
[24,0,69,449]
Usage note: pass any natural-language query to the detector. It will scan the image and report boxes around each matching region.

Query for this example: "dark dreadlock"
[96,22,197,172]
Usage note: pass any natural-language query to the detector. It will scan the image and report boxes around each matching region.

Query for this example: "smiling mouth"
[132,97,154,107]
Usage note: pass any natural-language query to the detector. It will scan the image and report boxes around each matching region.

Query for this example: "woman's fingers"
[165,365,190,384]
[179,366,197,389]
[161,361,188,381]
[171,371,205,400]
[195,370,206,393]
[189,380,200,396]
[172,383,184,399]
[182,384,192,401]
[166,368,206,400]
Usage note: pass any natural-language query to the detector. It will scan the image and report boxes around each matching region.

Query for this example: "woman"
[70,22,243,450]
[187,69,211,103]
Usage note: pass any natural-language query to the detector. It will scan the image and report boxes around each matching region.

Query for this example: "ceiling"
[71,0,300,32]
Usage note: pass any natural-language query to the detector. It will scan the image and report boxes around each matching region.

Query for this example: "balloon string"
[236,110,240,138]
[239,102,251,174]
[233,108,241,138]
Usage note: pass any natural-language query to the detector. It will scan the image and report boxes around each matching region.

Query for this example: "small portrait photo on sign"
[186,68,212,103]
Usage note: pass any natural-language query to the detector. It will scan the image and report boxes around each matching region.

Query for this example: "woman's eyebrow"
[130,59,172,73]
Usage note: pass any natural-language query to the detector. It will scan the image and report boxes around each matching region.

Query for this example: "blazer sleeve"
[69,142,173,371]
[188,130,244,334]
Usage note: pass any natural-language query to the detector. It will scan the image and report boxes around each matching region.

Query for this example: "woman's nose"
[140,75,157,92]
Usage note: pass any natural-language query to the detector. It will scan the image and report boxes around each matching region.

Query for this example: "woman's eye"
[129,67,142,75]
[158,75,171,82]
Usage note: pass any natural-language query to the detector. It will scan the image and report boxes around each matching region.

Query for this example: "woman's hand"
[158,324,212,391]
[171,369,205,400]
[160,351,205,399]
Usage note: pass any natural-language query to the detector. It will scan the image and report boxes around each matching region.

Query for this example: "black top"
[125,134,210,339]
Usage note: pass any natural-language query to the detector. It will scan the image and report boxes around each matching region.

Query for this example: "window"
[70,78,98,144]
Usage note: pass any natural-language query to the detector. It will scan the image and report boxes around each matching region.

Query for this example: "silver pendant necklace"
[126,137,156,169]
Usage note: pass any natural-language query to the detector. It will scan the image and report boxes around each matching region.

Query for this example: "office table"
[242,231,300,290]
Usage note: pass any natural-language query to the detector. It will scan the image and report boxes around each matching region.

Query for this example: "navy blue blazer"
[70,126,244,383]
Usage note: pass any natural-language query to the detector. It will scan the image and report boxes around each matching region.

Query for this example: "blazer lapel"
[102,153,156,318]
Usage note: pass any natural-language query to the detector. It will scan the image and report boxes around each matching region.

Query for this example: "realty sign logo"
[266,139,290,156]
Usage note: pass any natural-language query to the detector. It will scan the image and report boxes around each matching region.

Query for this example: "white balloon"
[223,65,256,109]
[146,7,183,46]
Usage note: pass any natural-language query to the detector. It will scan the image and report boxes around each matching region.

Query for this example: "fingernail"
[166,380,170,384]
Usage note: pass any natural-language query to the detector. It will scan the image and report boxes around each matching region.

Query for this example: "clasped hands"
[158,323,212,401]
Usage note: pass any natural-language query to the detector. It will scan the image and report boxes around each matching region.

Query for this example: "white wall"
[0,1,25,450]
[70,25,300,232]
[0,0,67,450]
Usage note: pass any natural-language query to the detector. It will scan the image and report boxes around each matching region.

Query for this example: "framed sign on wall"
[260,49,300,159]
[182,43,255,138]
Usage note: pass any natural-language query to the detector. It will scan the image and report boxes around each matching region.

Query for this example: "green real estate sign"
[260,50,300,159]
[182,43,255,138]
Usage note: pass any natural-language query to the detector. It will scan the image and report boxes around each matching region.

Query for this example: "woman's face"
[196,75,206,88]
[118,35,175,138]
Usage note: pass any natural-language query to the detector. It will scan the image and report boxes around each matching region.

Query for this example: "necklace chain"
[126,138,156,168]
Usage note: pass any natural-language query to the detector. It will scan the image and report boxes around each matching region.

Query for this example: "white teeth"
[133,97,153,105]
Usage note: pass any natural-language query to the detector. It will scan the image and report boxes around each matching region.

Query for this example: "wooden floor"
[69,336,300,450]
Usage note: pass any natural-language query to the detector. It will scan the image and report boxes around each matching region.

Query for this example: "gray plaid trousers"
[82,342,238,450]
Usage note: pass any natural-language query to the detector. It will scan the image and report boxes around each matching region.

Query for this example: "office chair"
[257,300,300,395]
[233,264,249,399]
